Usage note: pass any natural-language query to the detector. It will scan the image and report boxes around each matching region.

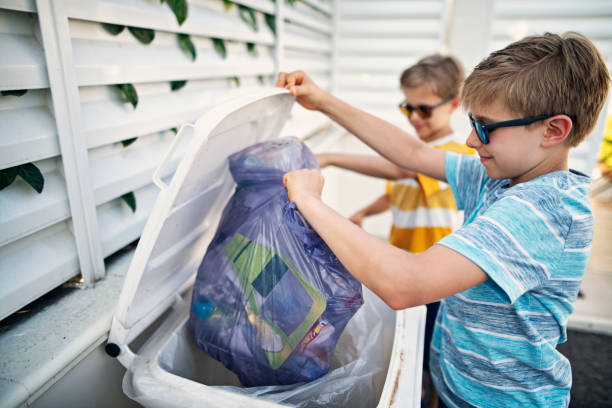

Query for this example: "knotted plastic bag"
[188,136,363,387]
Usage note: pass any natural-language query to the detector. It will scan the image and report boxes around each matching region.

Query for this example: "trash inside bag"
[189,136,364,387]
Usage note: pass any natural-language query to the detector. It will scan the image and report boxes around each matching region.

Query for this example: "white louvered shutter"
[0,0,335,321]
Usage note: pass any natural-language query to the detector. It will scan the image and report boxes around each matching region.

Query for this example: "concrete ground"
[560,269,612,408]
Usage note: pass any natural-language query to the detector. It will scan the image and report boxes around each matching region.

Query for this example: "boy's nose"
[466,129,481,149]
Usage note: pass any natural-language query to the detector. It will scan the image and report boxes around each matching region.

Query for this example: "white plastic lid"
[108,89,295,364]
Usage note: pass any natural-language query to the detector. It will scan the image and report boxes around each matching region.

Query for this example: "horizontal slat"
[70,24,275,86]
[284,22,332,53]
[300,0,333,16]
[98,182,160,257]
[0,0,36,13]
[335,72,404,91]
[494,0,612,17]
[0,90,59,169]
[336,55,420,73]
[89,130,191,205]
[338,0,443,18]
[225,0,275,15]
[490,18,612,40]
[0,10,48,90]
[0,163,69,247]
[337,37,440,56]
[81,80,268,149]
[65,0,275,45]
[336,89,404,109]
[0,222,79,321]
[338,18,441,37]
[285,4,332,34]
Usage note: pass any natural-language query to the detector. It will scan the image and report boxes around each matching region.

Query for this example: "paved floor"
[560,269,612,408]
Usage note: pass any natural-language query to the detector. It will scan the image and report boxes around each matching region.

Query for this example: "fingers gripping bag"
[188,136,364,387]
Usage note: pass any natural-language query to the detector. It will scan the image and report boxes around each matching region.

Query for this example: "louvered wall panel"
[335,0,448,125]
[0,0,336,321]
[490,0,612,175]
[0,4,82,321]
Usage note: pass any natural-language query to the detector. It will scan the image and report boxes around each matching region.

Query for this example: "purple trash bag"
[188,136,363,387]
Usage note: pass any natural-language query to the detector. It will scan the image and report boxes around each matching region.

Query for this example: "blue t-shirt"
[430,152,593,407]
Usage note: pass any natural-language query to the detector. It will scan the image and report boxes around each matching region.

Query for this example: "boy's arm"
[317,153,417,180]
[284,169,488,310]
[277,71,447,182]
[349,193,391,226]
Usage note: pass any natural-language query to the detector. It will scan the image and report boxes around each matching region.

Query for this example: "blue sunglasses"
[468,113,555,144]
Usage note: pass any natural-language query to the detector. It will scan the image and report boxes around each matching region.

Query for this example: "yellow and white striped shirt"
[386,133,474,253]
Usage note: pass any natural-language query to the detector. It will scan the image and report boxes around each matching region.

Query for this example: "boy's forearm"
[359,194,391,217]
[319,93,446,181]
[294,193,421,309]
[323,154,416,180]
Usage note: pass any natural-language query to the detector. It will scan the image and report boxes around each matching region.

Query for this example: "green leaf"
[121,192,137,213]
[232,76,240,87]
[115,83,138,108]
[170,80,187,91]
[0,166,18,190]
[17,163,44,193]
[177,33,196,61]
[1,89,28,97]
[101,23,125,35]
[128,26,155,44]
[265,14,276,36]
[257,75,265,85]
[238,5,258,31]
[165,0,188,25]
[212,38,227,59]
[171,127,178,134]
[285,0,298,5]
[223,0,233,11]
[246,42,257,57]
[121,137,138,147]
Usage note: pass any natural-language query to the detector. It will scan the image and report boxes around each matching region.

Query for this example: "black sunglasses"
[468,113,558,144]
[398,97,452,119]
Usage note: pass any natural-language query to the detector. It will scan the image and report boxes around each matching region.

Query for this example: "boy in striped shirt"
[316,54,473,407]
[277,31,610,407]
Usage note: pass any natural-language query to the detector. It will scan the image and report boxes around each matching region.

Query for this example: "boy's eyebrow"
[472,114,495,123]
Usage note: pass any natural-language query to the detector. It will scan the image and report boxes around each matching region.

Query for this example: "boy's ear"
[449,95,460,111]
[541,115,572,147]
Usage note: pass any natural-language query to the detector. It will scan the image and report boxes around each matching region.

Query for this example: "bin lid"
[109,88,295,356]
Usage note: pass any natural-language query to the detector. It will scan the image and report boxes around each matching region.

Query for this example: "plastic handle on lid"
[153,123,195,190]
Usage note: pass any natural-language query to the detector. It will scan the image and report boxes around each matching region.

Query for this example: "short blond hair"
[462,32,610,147]
[400,54,464,100]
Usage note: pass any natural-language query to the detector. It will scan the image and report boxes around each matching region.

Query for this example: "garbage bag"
[188,136,364,387]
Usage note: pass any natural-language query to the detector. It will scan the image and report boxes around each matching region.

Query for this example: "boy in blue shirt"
[277,32,610,407]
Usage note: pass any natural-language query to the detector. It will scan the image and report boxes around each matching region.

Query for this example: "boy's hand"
[348,211,365,227]
[276,71,326,111]
[283,169,324,205]
[315,153,331,168]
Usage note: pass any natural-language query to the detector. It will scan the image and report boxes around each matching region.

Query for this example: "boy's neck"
[420,124,454,143]
[509,151,570,187]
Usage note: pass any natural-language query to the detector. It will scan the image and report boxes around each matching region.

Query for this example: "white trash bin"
[106,88,426,407]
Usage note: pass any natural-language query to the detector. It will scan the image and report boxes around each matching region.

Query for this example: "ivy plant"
[238,5,257,31]
[2,89,28,97]
[246,42,257,56]
[101,23,124,35]
[212,38,227,58]
[114,84,138,108]
[0,163,44,193]
[121,192,137,213]
[170,80,187,91]
[265,14,276,36]
[161,0,188,26]
[257,75,265,85]
[177,33,196,60]
[121,138,138,147]
[231,76,240,87]
[128,26,155,44]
